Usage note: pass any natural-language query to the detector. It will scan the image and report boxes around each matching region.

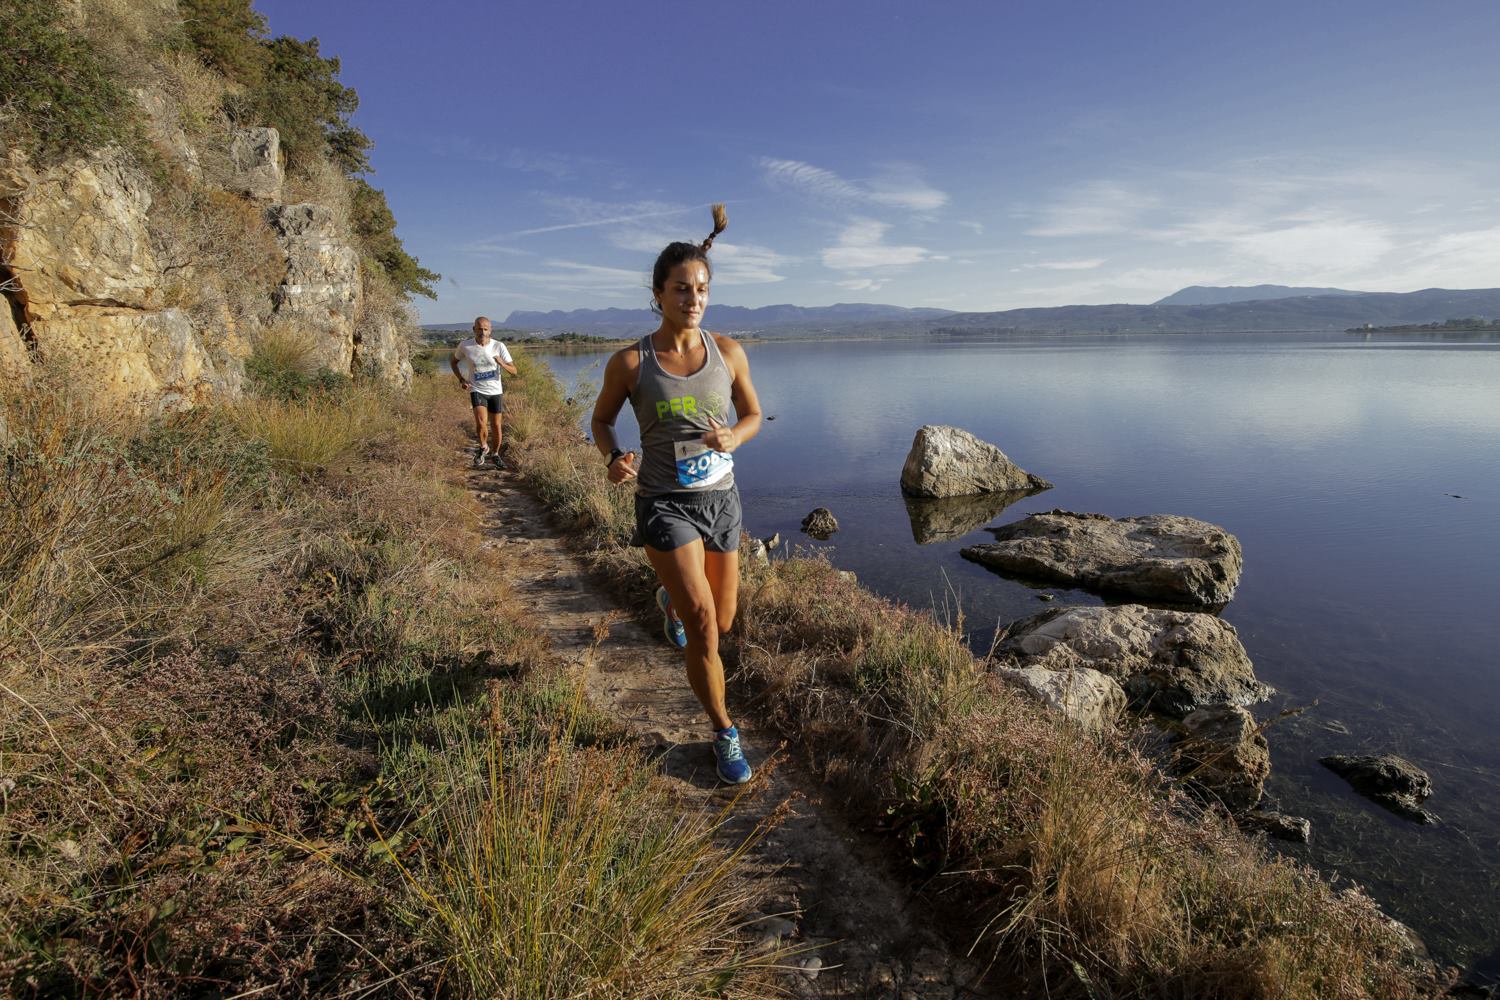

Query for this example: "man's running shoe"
[491,451,506,470]
[713,726,752,784]
[472,447,489,468]
[656,586,687,648]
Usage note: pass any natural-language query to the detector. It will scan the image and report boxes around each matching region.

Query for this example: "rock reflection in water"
[902,487,1041,544]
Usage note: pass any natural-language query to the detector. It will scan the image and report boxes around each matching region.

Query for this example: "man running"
[450,316,517,468]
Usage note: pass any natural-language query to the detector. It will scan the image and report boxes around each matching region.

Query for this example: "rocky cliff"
[1,111,413,410]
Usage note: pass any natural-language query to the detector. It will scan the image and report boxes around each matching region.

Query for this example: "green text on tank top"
[630,329,737,496]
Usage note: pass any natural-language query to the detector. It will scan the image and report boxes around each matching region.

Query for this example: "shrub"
[231,390,392,477]
[0,0,132,160]
[241,35,371,176]
[244,325,351,402]
[179,0,269,85]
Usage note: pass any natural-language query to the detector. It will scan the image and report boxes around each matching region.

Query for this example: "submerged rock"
[899,424,1052,498]
[1321,753,1436,824]
[990,604,1269,716]
[992,664,1126,731]
[903,487,1041,544]
[963,510,1243,606]
[1176,704,1270,812]
[1240,810,1313,843]
[801,507,839,539]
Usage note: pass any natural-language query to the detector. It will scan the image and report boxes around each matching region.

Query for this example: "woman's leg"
[702,548,739,635]
[645,540,732,730]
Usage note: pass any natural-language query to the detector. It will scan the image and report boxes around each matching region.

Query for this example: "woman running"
[590,204,763,784]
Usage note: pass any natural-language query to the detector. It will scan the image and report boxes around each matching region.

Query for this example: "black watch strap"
[607,448,626,466]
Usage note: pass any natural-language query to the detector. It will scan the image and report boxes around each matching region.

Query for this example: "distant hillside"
[503,302,953,335]
[1155,284,1366,306]
[933,287,1500,335]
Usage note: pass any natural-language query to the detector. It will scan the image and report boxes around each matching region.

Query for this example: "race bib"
[473,368,498,382]
[673,439,733,488]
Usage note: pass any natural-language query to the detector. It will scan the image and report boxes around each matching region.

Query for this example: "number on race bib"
[673,439,732,488]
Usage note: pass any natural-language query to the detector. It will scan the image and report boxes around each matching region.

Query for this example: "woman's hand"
[607,450,638,484]
[701,415,737,453]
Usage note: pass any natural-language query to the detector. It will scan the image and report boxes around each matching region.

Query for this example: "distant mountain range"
[498,302,953,334]
[933,287,1500,335]
[423,286,1500,339]
[1153,284,1367,306]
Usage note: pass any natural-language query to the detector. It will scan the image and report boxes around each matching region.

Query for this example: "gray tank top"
[630,329,737,496]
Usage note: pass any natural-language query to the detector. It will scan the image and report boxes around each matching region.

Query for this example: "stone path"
[469,461,992,999]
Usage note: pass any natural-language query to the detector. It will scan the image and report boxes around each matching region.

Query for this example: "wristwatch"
[607,448,626,467]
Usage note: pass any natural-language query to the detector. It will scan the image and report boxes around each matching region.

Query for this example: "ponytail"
[701,203,728,251]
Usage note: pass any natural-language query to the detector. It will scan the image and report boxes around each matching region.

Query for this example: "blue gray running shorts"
[632,487,742,553]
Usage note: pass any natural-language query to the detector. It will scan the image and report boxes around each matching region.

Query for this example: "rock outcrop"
[963,510,1243,606]
[1321,754,1436,824]
[354,306,415,389]
[900,424,1052,498]
[1175,704,1270,812]
[992,664,1126,731]
[1240,810,1312,843]
[903,487,1038,544]
[1,147,240,406]
[801,507,838,539]
[990,604,1269,716]
[227,128,283,203]
[269,204,362,375]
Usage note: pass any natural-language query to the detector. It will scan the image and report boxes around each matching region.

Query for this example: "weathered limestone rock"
[1176,704,1269,812]
[801,507,838,539]
[903,487,1038,544]
[993,664,1126,731]
[991,604,1269,716]
[31,308,221,408]
[354,308,414,389]
[1321,754,1436,824]
[269,203,361,374]
[900,424,1052,498]
[227,128,283,203]
[963,510,1243,606]
[0,299,27,376]
[1,148,162,315]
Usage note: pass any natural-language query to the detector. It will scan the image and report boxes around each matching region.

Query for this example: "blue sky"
[254,1,1500,323]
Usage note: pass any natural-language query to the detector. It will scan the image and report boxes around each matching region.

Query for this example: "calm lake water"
[537,331,1500,972]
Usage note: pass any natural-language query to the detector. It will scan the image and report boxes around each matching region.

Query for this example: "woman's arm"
[591,348,639,483]
[702,334,761,453]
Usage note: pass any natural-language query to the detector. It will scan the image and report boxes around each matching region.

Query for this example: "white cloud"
[758,157,949,212]
[1025,258,1107,271]
[491,259,647,295]
[836,278,889,291]
[1026,181,1160,237]
[1229,219,1394,274]
[709,241,792,285]
[820,218,941,271]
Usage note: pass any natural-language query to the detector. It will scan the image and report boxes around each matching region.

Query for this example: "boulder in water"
[900,425,1052,498]
[963,510,1243,606]
[1321,753,1436,824]
[801,507,838,539]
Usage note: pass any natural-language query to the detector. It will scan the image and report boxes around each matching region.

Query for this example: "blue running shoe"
[656,586,687,648]
[713,726,752,784]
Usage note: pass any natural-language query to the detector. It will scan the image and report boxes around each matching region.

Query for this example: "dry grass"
[230,388,393,476]
[2,370,767,995]
[504,358,1446,1000]
[381,680,773,999]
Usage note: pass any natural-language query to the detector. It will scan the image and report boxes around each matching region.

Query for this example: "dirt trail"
[470,462,991,999]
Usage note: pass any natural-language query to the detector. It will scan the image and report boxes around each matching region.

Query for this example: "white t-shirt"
[454,338,513,396]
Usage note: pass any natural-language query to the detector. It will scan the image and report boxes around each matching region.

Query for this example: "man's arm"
[496,342,518,376]
[449,347,469,389]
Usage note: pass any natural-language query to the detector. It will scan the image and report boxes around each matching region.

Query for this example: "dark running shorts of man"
[469,392,505,413]
[631,487,742,552]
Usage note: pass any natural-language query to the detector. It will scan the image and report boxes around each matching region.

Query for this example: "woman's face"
[655,261,710,327]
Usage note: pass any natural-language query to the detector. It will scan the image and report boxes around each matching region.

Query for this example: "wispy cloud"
[1019,258,1107,271]
[759,157,950,212]
[821,218,942,271]
[836,278,889,291]
[1025,181,1160,237]
[490,259,647,295]
[506,200,697,237]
